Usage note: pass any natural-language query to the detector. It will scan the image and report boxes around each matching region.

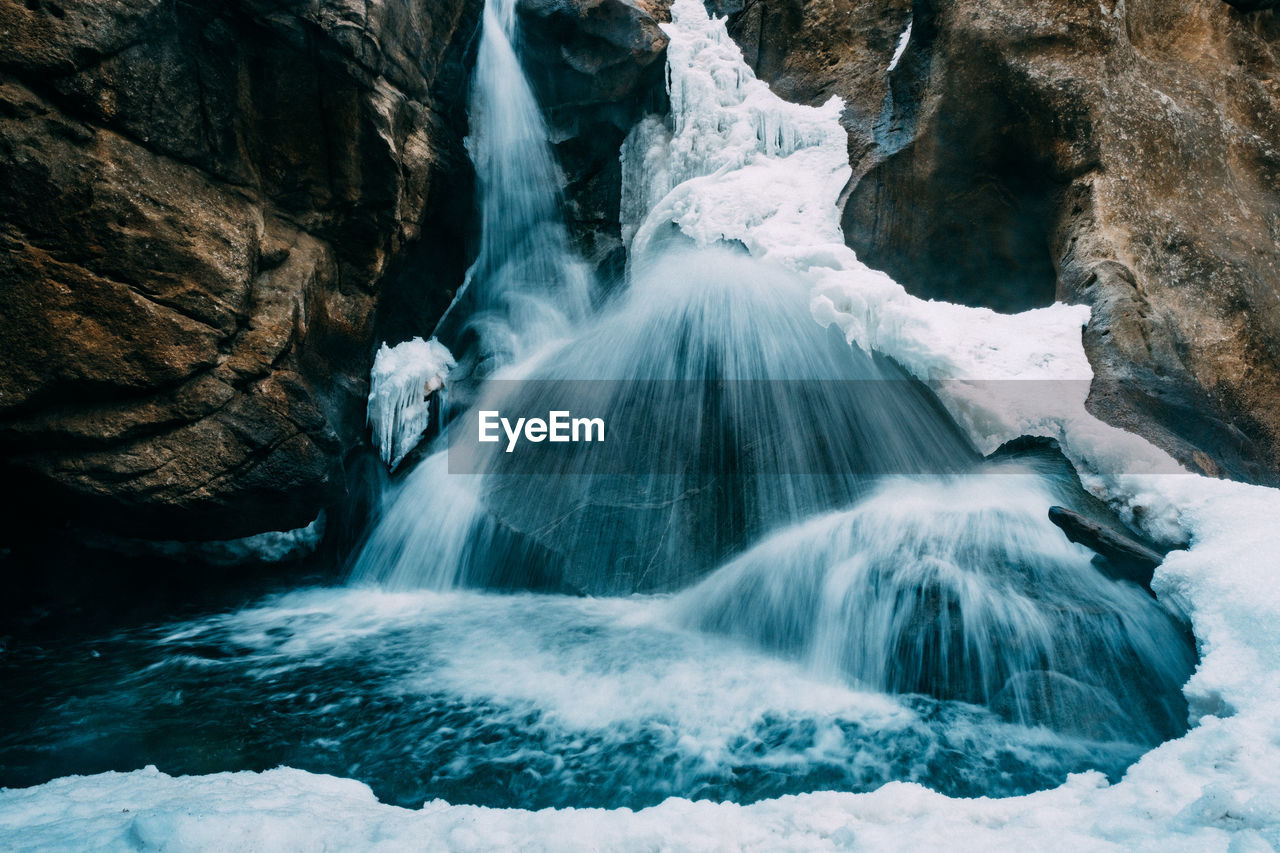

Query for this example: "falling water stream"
[0,0,1195,810]
[432,0,591,371]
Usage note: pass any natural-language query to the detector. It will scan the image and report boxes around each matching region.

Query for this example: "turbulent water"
[0,588,1150,809]
[1,0,1198,813]
[344,0,1196,805]
[675,469,1194,745]
[352,248,978,593]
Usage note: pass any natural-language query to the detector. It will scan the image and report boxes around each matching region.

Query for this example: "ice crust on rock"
[620,2,847,260]
[367,337,455,470]
[887,17,913,73]
[85,512,327,567]
[4,0,1280,849]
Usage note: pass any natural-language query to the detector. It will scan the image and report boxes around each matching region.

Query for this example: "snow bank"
[3,1,1279,849]
[0,759,1269,852]
[367,337,455,470]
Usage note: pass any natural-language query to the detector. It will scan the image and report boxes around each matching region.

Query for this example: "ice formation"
[83,512,327,566]
[5,0,1280,849]
[367,336,455,470]
[887,17,913,73]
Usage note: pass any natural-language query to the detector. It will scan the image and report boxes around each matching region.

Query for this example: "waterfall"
[353,247,979,593]
[347,0,1195,768]
[0,0,1206,819]
[431,0,592,370]
[671,469,1193,745]
[351,0,598,587]
[352,0,981,594]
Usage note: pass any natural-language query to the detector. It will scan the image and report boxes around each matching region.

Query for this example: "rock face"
[715,0,1280,486]
[517,0,671,281]
[5,0,1277,550]
[703,0,912,167]
[0,0,480,541]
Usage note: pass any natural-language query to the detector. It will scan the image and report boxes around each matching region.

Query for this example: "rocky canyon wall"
[712,0,1280,485]
[0,0,480,542]
[3,0,1279,555]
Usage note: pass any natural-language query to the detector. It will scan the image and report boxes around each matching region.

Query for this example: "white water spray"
[353,247,979,593]
[673,470,1193,744]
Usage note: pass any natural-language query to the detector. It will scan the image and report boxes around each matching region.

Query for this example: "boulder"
[517,0,672,279]
[992,670,1137,742]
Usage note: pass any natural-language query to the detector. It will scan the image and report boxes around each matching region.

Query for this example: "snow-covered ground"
[0,757,1270,853]
[3,1,1279,849]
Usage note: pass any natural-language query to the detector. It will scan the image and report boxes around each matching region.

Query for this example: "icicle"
[367,337,456,470]
[623,0,849,263]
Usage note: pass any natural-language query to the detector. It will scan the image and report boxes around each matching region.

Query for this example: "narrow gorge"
[1,0,1279,850]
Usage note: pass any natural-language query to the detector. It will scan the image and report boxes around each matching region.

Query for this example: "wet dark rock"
[992,670,1136,742]
[517,0,671,277]
[1224,0,1280,11]
[0,0,482,543]
[519,0,671,105]
[1048,505,1164,589]
[703,0,911,167]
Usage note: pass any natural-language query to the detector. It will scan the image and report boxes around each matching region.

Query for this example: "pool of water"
[0,586,1150,809]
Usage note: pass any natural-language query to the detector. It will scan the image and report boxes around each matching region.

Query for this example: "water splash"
[673,470,1194,744]
[0,587,1150,808]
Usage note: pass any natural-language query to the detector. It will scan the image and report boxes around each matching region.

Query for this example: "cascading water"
[352,0,979,594]
[352,247,979,593]
[0,0,1199,814]
[346,0,1195,762]
[432,0,592,370]
[672,467,1194,745]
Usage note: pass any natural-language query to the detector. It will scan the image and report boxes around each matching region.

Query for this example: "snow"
[0,760,1267,852]
[367,337,455,470]
[4,0,1280,849]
